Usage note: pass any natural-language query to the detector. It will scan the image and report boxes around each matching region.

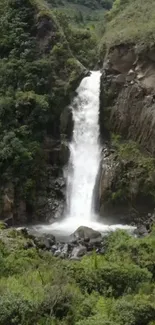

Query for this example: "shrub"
[72,254,151,296]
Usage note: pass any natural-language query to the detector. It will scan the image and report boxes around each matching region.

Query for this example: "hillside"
[100,0,155,51]
[50,0,113,31]
[0,0,88,225]
[99,0,155,223]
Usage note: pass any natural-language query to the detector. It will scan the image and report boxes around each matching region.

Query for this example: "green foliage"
[100,0,155,50]
[0,221,6,229]
[65,0,113,10]
[0,0,85,214]
[71,256,151,297]
[1,229,155,324]
[55,11,98,68]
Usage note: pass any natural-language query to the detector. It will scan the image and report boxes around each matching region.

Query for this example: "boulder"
[54,249,62,257]
[134,225,148,237]
[33,234,55,250]
[115,74,126,84]
[51,244,57,252]
[60,243,69,258]
[89,236,102,245]
[72,226,102,241]
[71,245,87,258]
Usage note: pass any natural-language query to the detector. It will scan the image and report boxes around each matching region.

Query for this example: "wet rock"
[84,237,89,243]
[70,238,78,245]
[33,234,55,250]
[54,249,62,257]
[51,244,57,251]
[72,226,102,241]
[20,227,29,237]
[57,243,70,258]
[99,247,105,254]
[71,245,87,258]
[44,238,53,250]
[115,74,126,84]
[4,216,14,227]
[134,225,148,237]
[89,236,102,245]
[24,240,36,250]
[62,243,69,255]
[126,69,136,82]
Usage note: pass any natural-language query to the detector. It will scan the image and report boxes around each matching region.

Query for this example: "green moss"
[105,135,155,205]
[112,135,155,173]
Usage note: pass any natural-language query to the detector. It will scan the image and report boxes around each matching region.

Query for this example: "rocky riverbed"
[20,226,107,260]
[0,218,154,261]
[10,221,153,260]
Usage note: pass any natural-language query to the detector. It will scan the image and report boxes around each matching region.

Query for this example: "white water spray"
[66,70,101,221]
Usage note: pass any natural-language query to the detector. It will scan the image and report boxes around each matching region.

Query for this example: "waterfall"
[66,71,101,221]
[36,71,136,237]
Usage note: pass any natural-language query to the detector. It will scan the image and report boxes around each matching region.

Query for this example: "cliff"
[99,0,155,224]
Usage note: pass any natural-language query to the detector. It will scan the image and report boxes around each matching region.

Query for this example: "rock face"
[99,44,155,224]
[99,148,155,224]
[100,44,155,154]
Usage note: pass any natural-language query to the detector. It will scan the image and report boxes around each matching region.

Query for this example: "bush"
[0,293,38,325]
[71,254,151,296]
[114,295,155,325]
[0,228,155,324]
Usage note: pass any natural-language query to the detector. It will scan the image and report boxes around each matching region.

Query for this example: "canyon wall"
[99,44,155,224]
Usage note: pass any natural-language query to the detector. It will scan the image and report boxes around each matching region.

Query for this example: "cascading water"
[36,71,135,236]
[66,70,101,221]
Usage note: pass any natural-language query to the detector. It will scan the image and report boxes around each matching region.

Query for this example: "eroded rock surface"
[100,44,155,154]
[99,45,155,224]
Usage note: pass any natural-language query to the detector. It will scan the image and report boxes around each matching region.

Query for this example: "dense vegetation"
[50,0,114,32]
[1,226,155,325]
[49,0,113,10]
[0,0,99,221]
[100,0,155,52]
[55,11,97,68]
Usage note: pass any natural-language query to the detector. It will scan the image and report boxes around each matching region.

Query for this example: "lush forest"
[0,0,97,223]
